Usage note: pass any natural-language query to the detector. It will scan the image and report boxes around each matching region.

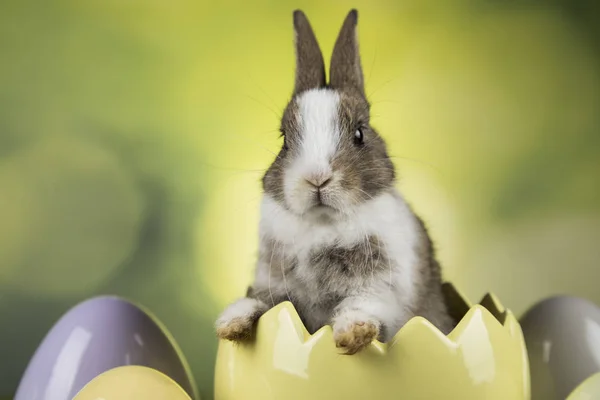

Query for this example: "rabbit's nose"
[305,173,332,189]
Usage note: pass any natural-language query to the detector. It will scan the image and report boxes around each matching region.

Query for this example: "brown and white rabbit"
[215,9,454,354]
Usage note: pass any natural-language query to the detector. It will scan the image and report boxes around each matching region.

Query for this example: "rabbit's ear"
[293,10,326,94]
[329,10,364,96]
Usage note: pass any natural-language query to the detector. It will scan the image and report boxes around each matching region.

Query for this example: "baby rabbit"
[215,9,454,355]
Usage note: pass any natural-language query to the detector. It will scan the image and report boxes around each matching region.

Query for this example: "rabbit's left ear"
[329,10,364,96]
[293,10,326,95]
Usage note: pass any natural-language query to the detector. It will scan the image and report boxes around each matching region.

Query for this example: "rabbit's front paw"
[333,314,379,355]
[216,316,256,341]
[215,298,267,341]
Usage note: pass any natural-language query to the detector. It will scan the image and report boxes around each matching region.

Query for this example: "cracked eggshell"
[215,283,530,400]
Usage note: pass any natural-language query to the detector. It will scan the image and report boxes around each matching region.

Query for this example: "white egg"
[520,296,600,400]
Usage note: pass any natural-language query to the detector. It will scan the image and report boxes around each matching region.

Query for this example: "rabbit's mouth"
[305,203,340,223]
[307,185,336,211]
[313,203,333,211]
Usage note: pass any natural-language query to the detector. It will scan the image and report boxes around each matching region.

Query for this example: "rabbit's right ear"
[292,10,326,95]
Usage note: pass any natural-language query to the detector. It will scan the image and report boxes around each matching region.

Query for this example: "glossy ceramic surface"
[566,372,600,400]
[215,283,530,400]
[14,296,198,400]
[520,296,600,400]
[73,365,192,400]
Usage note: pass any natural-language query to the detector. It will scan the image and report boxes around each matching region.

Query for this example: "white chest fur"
[259,189,420,304]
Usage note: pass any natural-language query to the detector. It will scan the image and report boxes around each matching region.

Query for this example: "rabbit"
[215,9,455,355]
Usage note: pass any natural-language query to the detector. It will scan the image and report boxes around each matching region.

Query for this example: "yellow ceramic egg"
[215,283,530,400]
[566,372,600,400]
[73,365,192,400]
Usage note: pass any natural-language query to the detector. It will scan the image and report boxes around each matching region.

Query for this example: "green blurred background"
[1,0,599,398]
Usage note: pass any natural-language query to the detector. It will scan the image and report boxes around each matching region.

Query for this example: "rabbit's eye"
[354,127,364,145]
[280,129,289,151]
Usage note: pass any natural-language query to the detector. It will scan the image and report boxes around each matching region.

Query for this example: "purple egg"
[14,296,198,400]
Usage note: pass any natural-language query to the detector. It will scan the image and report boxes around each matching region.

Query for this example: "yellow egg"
[566,373,600,400]
[215,283,530,400]
[73,366,192,400]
